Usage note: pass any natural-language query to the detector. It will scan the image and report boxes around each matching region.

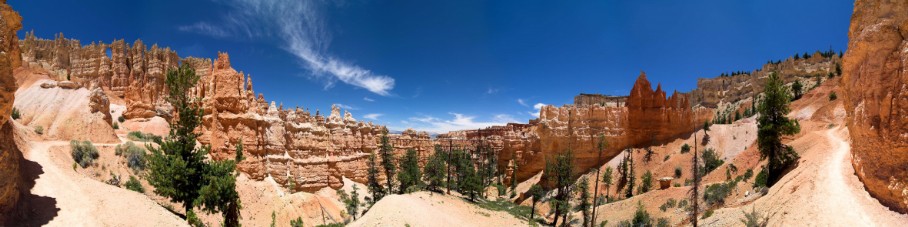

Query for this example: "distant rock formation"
[841,0,908,213]
[691,52,841,108]
[19,39,436,191]
[0,0,22,221]
[439,73,713,185]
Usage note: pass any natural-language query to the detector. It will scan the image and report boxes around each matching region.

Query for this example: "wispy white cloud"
[333,103,358,110]
[181,0,395,96]
[363,97,375,102]
[363,113,382,120]
[486,87,499,95]
[392,113,519,134]
[517,98,528,107]
[529,103,546,118]
[178,22,229,38]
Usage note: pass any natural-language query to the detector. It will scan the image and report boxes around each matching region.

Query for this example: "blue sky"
[12,0,853,134]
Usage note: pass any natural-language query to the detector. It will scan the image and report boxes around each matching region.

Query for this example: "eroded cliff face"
[440,73,713,184]
[0,0,22,221]
[20,36,437,192]
[20,33,179,119]
[692,53,841,108]
[842,0,908,213]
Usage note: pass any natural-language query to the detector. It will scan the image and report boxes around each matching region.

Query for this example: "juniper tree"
[758,73,801,186]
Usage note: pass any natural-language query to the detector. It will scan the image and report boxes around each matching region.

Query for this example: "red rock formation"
[0,0,22,221]
[440,73,713,185]
[691,53,841,108]
[841,0,908,213]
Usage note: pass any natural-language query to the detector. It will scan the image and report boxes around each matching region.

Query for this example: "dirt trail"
[20,140,186,227]
[704,127,908,226]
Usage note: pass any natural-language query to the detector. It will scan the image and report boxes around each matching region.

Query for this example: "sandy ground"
[349,191,526,227]
[13,79,119,143]
[17,140,186,226]
[701,127,908,226]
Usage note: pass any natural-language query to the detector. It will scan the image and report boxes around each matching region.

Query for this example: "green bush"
[829,92,838,101]
[495,184,507,196]
[127,131,162,143]
[118,115,125,123]
[11,107,20,120]
[125,175,144,193]
[674,166,682,178]
[113,122,119,130]
[680,144,690,154]
[638,170,653,194]
[704,181,737,206]
[290,217,304,227]
[702,209,714,219]
[702,148,724,175]
[71,140,99,168]
[116,142,147,171]
[657,218,670,227]
[34,125,44,135]
[743,169,754,182]
[754,168,769,188]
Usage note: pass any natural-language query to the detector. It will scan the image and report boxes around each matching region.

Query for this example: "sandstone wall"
[0,0,22,221]
[691,53,841,108]
[440,73,713,185]
[841,0,908,213]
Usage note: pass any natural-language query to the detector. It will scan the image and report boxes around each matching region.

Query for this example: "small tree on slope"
[757,73,801,186]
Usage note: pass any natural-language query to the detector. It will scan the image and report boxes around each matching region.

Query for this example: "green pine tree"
[379,131,396,195]
[397,148,422,194]
[757,73,801,186]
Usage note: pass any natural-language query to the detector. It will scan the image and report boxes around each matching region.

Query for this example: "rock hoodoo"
[841,0,908,213]
[439,73,713,185]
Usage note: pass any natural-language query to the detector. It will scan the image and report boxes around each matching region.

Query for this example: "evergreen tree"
[590,135,607,227]
[575,176,592,227]
[758,73,801,186]
[528,184,545,221]
[379,131,396,195]
[146,64,243,226]
[792,80,803,100]
[625,150,636,199]
[366,153,385,203]
[602,166,613,202]
[638,170,653,194]
[545,150,575,227]
[397,148,422,194]
[424,145,447,193]
[345,185,361,220]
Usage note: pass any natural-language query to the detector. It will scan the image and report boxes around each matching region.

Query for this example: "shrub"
[11,107,20,120]
[704,182,734,206]
[495,184,507,196]
[125,175,144,193]
[107,173,121,186]
[674,166,682,178]
[113,122,119,130]
[829,92,838,101]
[71,140,99,168]
[290,217,304,227]
[754,168,769,188]
[118,115,125,123]
[743,169,754,182]
[34,125,44,135]
[702,209,714,219]
[741,207,768,227]
[631,202,652,226]
[116,142,147,171]
[701,148,724,175]
[659,198,677,212]
[127,131,162,143]
[657,218,670,227]
[680,144,690,154]
[677,199,688,209]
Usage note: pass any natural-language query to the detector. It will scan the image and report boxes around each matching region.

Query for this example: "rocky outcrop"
[691,53,842,108]
[20,34,178,119]
[440,73,713,185]
[0,0,22,221]
[841,0,908,213]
